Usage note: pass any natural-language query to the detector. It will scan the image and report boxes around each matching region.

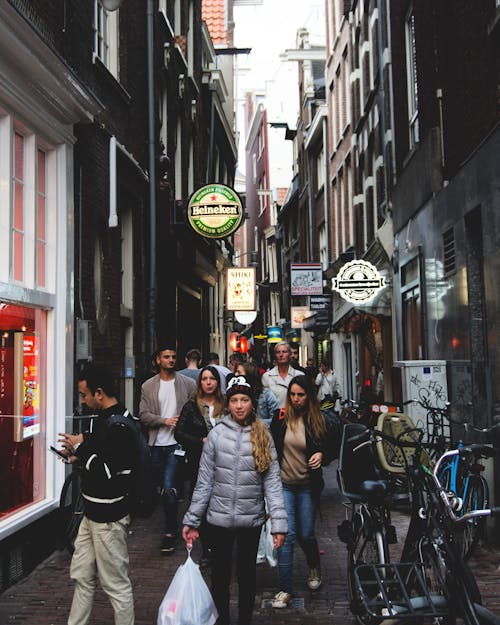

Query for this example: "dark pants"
[150,444,180,535]
[209,524,262,625]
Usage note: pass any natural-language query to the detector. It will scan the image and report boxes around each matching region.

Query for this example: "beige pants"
[68,515,134,625]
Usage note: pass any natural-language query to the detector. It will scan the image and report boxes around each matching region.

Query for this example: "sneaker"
[271,591,292,608]
[160,535,175,554]
[307,567,322,590]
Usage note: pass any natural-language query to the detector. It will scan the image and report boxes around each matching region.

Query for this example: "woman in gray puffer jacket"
[183,375,287,625]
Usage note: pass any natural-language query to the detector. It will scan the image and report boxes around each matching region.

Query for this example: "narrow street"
[0,463,499,624]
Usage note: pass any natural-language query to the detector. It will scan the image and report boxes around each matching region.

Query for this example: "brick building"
[0,0,237,590]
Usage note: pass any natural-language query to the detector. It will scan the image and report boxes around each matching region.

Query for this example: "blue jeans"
[151,444,180,535]
[278,482,320,594]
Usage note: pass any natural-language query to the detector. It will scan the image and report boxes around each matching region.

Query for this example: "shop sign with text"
[187,184,243,239]
[226,267,256,311]
[291,306,310,329]
[332,259,385,304]
[309,295,331,310]
[290,263,323,295]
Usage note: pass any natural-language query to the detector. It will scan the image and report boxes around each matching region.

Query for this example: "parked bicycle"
[338,415,500,625]
[406,397,490,558]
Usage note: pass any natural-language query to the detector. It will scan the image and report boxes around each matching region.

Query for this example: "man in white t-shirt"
[139,345,196,554]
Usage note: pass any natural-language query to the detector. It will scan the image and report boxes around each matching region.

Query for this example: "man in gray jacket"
[139,345,196,554]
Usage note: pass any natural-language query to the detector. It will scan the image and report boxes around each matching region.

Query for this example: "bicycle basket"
[337,423,381,499]
[375,413,430,474]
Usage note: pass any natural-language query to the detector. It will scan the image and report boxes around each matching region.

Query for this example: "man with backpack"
[58,364,137,625]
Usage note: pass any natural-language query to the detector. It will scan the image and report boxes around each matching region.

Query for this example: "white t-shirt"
[155,379,177,446]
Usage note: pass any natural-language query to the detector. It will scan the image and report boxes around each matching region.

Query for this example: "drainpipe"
[306,152,314,260]
[376,0,390,216]
[322,114,329,265]
[147,0,157,357]
[109,136,118,227]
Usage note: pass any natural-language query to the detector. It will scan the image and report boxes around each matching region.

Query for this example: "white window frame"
[5,121,56,292]
[93,1,119,79]
[405,7,419,149]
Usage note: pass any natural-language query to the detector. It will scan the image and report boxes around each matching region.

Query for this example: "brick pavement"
[0,463,498,624]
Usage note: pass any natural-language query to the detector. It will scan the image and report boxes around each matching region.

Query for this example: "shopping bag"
[157,547,218,625]
[264,518,278,567]
[256,519,277,567]
[256,524,266,564]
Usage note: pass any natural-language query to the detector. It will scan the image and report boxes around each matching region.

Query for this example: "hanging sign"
[332,259,385,304]
[290,263,323,295]
[309,295,331,310]
[187,184,243,239]
[226,267,256,311]
[291,306,310,329]
[267,326,282,343]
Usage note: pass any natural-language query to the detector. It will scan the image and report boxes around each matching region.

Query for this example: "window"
[0,304,47,517]
[93,1,119,78]
[319,224,327,270]
[405,8,419,149]
[443,228,456,276]
[36,150,47,288]
[401,256,423,359]
[9,127,53,290]
[13,132,25,283]
[316,148,325,191]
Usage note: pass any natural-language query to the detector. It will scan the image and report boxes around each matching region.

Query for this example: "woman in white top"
[315,359,339,402]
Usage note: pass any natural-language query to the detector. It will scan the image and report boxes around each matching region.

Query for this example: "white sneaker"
[271,591,292,608]
[307,567,322,590]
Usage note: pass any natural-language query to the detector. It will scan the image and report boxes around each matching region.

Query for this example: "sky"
[232,0,325,186]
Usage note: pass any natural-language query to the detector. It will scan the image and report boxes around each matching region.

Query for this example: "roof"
[202,0,227,44]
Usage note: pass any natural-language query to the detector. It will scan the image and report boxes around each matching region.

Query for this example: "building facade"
[0,0,237,590]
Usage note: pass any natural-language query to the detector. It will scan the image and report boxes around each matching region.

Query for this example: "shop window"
[401,255,423,359]
[0,303,46,518]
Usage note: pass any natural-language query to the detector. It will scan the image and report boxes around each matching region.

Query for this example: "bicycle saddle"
[359,479,389,502]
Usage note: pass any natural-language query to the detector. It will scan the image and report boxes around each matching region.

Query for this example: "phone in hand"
[49,445,71,463]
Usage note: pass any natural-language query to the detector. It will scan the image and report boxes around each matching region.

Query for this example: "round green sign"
[187,184,244,239]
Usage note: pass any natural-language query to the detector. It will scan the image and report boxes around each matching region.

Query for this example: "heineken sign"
[333,259,385,304]
[187,184,243,239]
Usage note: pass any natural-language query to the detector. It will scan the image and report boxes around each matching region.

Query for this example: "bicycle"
[340,418,500,624]
[407,398,490,558]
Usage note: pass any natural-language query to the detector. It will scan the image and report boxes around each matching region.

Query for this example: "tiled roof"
[202,0,227,44]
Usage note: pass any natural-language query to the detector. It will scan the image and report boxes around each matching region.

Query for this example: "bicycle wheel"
[59,470,84,554]
[347,507,389,625]
[460,475,489,560]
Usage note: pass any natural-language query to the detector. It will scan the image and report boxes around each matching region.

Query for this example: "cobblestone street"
[0,463,498,624]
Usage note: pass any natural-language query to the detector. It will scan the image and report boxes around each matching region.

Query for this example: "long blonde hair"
[285,375,327,442]
[196,366,225,420]
[249,414,273,473]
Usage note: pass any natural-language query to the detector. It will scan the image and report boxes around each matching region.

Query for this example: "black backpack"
[107,410,157,518]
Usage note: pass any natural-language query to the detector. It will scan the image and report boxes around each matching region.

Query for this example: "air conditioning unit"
[76,319,92,361]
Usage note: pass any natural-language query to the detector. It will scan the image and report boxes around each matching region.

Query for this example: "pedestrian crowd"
[57,341,343,625]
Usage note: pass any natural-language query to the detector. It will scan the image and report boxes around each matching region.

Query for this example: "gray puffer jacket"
[183,415,287,535]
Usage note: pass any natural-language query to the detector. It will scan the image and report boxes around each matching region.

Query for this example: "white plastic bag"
[256,519,277,567]
[157,547,218,625]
